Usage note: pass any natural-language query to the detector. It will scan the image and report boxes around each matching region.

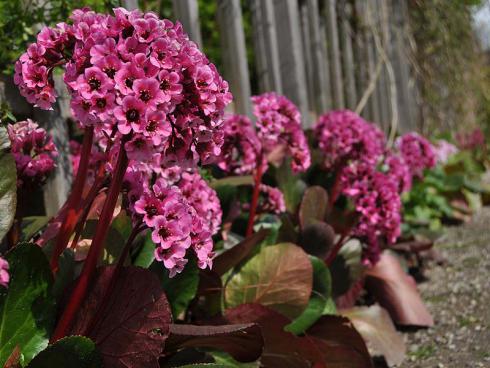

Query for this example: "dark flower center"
[104,67,116,78]
[140,89,152,102]
[146,120,158,132]
[126,109,140,122]
[96,98,106,108]
[158,227,171,239]
[197,79,208,88]
[82,101,91,111]
[145,204,158,217]
[122,26,134,39]
[125,77,134,88]
[88,76,101,91]
[160,79,170,91]
[157,51,166,60]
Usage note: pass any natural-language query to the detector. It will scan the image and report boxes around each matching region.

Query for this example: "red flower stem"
[51,142,128,343]
[328,164,344,211]
[246,162,263,236]
[50,126,94,272]
[325,233,348,266]
[83,223,144,336]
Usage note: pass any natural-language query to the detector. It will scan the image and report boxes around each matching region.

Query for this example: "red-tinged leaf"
[212,229,269,276]
[225,304,373,368]
[165,323,263,362]
[36,204,68,247]
[224,243,313,319]
[299,222,335,259]
[3,346,20,368]
[390,239,433,253]
[195,270,223,318]
[299,186,329,229]
[365,252,434,327]
[70,266,172,368]
[335,278,365,310]
[340,305,406,367]
[305,315,374,368]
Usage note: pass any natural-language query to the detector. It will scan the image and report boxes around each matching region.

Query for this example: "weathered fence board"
[338,0,357,110]
[172,0,203,46]
[325,0,345,108]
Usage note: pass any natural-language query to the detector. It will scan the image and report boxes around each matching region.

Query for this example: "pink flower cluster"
[384,152,412,193]
[456,128,485,150]
[314,110,385,169]
[0,257,9,288]
[218,92,311,175]
[69,140,105,182]
[395,133,436,179]
[125,163,221,276]
[252,93,311,173]
[258,184,286,214]
[341,163,401,265]
[433,140,458,164]
[218,114,261,175]
[7,119,58,187]
[15,7,232,168]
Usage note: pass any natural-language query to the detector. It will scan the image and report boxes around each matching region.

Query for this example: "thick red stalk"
[50,127,94,271]
[328,164,345,211]
[246,162,263,236]
[324,234,347,266]
[51,142,128,343]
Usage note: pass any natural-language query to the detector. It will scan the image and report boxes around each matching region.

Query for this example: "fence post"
[273,0,310,125]
[338,0,357,110]
[172,0,203,47]
[216,0,252,117]
[324,0,345,108]
[250,0,282,94]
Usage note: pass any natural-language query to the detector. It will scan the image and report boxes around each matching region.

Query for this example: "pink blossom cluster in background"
[14,7,232,169]
[0,257,9,288]
[252,92,311,173]
[433,139,458,164]
[340,163,402,265]
[395,132,436,179]
[455,127,485,150]
[7,119,58,187]
[384,152,412,193]
[314,110,385,170]
[258,184,286,214]
[69,140,106,182]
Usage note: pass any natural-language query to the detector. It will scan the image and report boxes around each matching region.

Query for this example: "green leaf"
[151,257,199,319]
[132,231,155,268]
[26,336,101,368]
[52,249,75,301]
[20,217,49,243]
[210,351,259,367]
[274,160,306,213]
[0,243,55,367]
[285,256,336,334]
[210,176,254,189]
[224,243,313,319]
[0,125,17,242]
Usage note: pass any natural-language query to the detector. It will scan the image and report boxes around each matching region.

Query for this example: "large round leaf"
[224,243,312,319]
[27,336,101,368]
[0,125,17,242]
[0,243,55,366]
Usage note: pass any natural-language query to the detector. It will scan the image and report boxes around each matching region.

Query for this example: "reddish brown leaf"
[225,303,373,368]
[365,252,434,327]
[3,346,21,368]
[165,323,263,362]
[299,222,336,258]
[299,186,329,229]
[70,266,172,368]
[212,229,269,276]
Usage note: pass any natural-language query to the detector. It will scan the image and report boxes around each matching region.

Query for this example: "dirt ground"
[397,208,490,367]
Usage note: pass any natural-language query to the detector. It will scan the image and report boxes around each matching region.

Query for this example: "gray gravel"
[398,208,490,367]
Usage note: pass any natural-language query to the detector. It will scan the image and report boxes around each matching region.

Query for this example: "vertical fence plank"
[338,0,357,110]
[306,0,330,115]
[273,0,310,124]
[122,0,138,10]
[216,0,252,117]
[318,1,333,111]
[353,0,371,119]
[250,0,282,94]
[324,0,345,108]
[300,1,315,118]
[172,0,203,47]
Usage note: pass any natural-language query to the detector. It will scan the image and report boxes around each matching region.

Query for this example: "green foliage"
[26,336,102,368]
[0,244,56,367]
[0,125,17,243]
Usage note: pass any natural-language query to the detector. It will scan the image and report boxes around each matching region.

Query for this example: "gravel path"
[399,208,490,367]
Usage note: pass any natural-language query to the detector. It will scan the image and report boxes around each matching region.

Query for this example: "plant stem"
[246,162,263,236]
[51,141,128,343]
[50,127,94,272]
[325,233,347,266]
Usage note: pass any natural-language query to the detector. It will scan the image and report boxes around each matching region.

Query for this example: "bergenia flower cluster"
[395,132,436,179]
[384,152,412,193]
[340,163,401,265]
[14,7,232,168]
[258,184,286,214]
[7,119,58,187]
[219,92,311,175]
[252,92,311,173]
[456,128,485,150]
[314,110,385,170]
[0,257,9,288]
[433,140,458,164]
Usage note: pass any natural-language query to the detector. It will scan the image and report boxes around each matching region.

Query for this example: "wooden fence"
[0,0,421,215]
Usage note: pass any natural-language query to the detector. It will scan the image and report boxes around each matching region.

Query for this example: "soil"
[397,208,490,367]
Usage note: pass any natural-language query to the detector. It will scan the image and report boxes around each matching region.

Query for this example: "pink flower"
[142,110,171,145]
[125,134,154,161]
[0,257,9,288]
[434,140,458,164]
[74,66,112,99]
[114,96,146,134]
[456,128,485,150]
[384,152,412,193]
[259,184,286,214]
[132,77,165,106]
[114,63,145,95]
[396,132,436,179]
